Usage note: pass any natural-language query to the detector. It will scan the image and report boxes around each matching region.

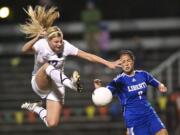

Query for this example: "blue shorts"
[126,107,165,135]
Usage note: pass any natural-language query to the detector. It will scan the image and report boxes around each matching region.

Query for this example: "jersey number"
[138,91,143,99]
[49,60,58,67]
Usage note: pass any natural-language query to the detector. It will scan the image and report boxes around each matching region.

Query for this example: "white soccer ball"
[92,87,113,106]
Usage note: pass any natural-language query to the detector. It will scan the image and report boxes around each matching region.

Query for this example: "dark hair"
[119,50,135,61]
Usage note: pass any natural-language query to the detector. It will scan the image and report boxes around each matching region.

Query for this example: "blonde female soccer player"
[20,6,121,128]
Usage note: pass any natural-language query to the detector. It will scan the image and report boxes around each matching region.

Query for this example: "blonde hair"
[47,26,63,40]
[20,5,62,38]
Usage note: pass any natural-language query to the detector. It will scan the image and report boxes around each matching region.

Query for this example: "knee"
[161,129,168,135]
[156,129,168,135]
[47,119,60,128]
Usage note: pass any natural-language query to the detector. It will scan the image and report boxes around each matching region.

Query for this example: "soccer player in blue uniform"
[94,50,168,135]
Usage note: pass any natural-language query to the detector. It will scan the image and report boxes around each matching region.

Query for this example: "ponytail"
[20,5,60,38]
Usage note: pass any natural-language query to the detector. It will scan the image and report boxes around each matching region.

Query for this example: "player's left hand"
[114,59,122,68]
[158,83,167,93]
[108,60,122,69]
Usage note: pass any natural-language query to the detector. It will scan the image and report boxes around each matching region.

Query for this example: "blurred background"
[0,0,180,135]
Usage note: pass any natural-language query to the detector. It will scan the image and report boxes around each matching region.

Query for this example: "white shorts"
[31,76,65,104]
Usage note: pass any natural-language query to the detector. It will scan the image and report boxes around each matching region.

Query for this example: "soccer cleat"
[21,101,42,112]
[71,71,83,93]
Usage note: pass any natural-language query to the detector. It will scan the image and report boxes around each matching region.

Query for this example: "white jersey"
[32,38,78,75]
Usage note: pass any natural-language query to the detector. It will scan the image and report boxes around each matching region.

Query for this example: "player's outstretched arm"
[77,50,121,69]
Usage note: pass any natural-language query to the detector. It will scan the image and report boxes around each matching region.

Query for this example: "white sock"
[61,74,77,90]
[45,65,77,91]
[33,106,48,127]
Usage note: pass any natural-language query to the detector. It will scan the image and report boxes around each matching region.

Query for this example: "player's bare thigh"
[156,129,168,135]
[46,100,63,126]
[35,63,52,90]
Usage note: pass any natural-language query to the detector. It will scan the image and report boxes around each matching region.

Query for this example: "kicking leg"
[33,63,79,93]
[45,63,82,92]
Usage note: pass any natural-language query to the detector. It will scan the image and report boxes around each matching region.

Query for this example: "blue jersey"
[107,70,165,135]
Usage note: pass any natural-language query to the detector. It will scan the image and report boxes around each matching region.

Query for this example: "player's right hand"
[94,79,102,89]
[38,28,47,38]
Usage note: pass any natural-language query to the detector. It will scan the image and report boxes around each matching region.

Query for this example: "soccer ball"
[92,87,113,106]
